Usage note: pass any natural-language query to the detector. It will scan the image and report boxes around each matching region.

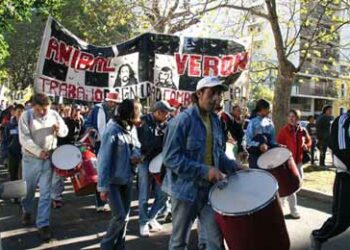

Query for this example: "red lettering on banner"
[68,84,76,99]
[49,80,60,95]
[70,48,80,68]
[221,55,234,76]
[59,83,68,97]
[189,55,202,77]
[45,37,59,62]
[44,36,115,73]
[77,52,94,70]
[175,53,189,75]
[58,41,73,66]
[203,56,219,76]
[233,51,249,73]
[103,58,115,72]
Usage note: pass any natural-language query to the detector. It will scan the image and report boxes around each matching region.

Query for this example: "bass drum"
[209,169,290,250]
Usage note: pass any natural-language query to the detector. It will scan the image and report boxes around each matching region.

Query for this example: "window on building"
[291,97,312,112]
[340,83,346,98]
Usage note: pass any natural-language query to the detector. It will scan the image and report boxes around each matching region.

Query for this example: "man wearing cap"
[86,92,120,212]
[162,76,240,249]
[136,100,174,237]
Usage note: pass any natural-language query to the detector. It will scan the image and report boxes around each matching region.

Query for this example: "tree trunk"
[272,74,293,133]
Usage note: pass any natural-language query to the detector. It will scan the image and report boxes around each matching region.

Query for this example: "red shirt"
[277,124,311,164]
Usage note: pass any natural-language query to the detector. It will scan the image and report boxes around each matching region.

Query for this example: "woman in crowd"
[97,99,142,250]
[277,109,311,219]
[246,99,279,168]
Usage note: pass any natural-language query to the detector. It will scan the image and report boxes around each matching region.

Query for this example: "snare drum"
[52,145,82,177]
[209,169,290,250]
[70,147,98,196]
[258,147,301,197]
[149,153,163,185]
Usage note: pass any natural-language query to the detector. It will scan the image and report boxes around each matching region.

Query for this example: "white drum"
[209,169,278,216]
[52,145,82,177]
[257,147,291,170]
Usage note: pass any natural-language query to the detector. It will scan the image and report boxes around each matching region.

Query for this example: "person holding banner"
[162,76,240,250]
[97,99,141,250]
[19,93,68,242]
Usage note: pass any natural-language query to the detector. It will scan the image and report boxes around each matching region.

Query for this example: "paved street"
[1,166,350,250]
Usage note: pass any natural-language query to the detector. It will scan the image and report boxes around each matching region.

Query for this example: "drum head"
[52,145,82,170]
[209,169,278,216]
[149,153,162,173]
[225,142,235,160]
[258,147,291,169]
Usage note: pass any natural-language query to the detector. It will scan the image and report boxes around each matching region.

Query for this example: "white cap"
[196,76,228,91]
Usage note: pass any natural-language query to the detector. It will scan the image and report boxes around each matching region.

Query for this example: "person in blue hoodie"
[97,99,141,250]
[4,104,24,183]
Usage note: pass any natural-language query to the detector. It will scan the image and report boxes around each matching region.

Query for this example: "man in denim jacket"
[162,77,240,250]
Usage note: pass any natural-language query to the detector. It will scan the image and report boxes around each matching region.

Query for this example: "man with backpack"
[310,110,350,250]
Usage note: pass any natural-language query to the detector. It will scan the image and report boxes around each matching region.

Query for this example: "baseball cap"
[196,76,228,91]
[152,101,175,112]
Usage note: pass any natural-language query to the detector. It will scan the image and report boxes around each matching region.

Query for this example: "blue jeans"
[169,188,224,250]
[100,183,132,250]
[51,171,64,201]
[21,155,53,228]
[138,161,167,225]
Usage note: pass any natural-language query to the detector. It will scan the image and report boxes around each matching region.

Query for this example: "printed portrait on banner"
[112,52,139,88]
[154,54,179,90]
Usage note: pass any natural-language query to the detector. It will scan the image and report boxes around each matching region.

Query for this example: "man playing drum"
[19,93,68,241]
[162,76,240,250]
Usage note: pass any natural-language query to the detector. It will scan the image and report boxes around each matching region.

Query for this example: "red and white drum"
[70,147,98,196]
[52,145,82,177]
[149,153,163,185]
[209,169,290,250]
[258,147,301,197]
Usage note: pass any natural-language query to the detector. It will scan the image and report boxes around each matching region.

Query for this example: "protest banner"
[36,17,248,105]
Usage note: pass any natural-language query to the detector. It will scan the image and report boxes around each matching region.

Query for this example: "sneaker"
[96,206,105,212]
[52,200,62,209]
[96,204,110,212]
[38,226,52,242]
[309,234,322,250]
[22,213,32,226]
[140,224,150,237]
[284,213,301,220]
[103,203,111,212]
[149,218,163,232]
[290,211,301,219]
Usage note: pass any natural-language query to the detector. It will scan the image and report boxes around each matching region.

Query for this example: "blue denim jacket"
[161,105,238,202]
[97,120,141,192]
[246,115,277,148]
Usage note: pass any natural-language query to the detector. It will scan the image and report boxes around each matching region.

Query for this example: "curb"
[298,188,332,203]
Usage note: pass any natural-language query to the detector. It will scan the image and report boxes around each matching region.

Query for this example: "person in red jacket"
[277,109,311,219]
